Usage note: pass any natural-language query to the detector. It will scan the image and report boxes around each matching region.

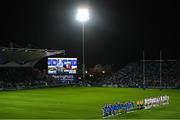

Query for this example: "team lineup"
[102,95,170,118]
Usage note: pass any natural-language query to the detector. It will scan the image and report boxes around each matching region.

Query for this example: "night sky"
[1,0,180,65]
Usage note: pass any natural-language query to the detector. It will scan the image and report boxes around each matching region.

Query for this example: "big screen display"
[48,58,77,74]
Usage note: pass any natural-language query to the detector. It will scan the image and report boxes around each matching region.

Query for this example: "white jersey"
[144,99,148,105]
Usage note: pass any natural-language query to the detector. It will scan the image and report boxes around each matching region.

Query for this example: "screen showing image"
[48,58,77,74]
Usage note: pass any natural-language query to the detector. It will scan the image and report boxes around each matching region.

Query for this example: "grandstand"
[1,47,180,90]
[0,47,65,90]
[0,47,65,67]
[99,60,180,89]
[95,51,180,89]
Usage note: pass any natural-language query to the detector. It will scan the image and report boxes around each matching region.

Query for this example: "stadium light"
[76,8,89,22]
[76,8,89,80]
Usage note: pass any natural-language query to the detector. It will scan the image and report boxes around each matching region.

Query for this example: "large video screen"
[48,58,77,74]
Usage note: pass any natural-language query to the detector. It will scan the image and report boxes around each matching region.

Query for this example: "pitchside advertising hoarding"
[48,58,77,75]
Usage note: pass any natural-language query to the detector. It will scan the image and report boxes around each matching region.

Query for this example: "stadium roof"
[0,47,65,67]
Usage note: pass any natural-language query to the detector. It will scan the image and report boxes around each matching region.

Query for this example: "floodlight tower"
[76,8,89,80]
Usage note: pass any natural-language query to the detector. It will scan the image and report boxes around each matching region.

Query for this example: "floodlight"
[76,8,90,80]
[76,8,89,22]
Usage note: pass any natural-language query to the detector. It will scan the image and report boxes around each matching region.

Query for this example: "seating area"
[99,61,180,88]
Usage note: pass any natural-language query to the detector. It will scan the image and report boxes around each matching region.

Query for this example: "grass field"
[0,87,180,119]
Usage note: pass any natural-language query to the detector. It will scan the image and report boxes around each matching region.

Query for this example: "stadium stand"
[0,47,65,67]
[0,47,65,90]
[0,46,179,90]
[98,61,180,88]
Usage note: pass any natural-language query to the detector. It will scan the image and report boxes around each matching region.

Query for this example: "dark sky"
[1,0,180,65]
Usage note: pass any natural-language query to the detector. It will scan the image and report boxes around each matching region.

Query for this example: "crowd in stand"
[0,67,59,90]
[0,61,180,90]
[99,61,180,88]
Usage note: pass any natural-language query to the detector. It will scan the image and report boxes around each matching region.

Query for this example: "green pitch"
[0,87,179,119]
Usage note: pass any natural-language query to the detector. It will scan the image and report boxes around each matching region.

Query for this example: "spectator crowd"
[98,61,180,88]
[0,61,180,90]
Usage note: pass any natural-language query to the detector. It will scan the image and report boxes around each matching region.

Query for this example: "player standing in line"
[158,96,161,106]
[108,104,112,116]
[142,99,144,109]
[161,96,163,105]
[129,102,133,112]
[115,103,119,115]
[117,102,121,115]
[122,102,126,113]
[112,104,115,115]
[144,98,148,109]
[139,100,141,109]
[167,95,170,104]
[150,97,153,108]
[136,100,140,110]
[119,103,122,114]
[132,101,135,111]
[128,102,134,112]
[125,102,128,113]
[152,97,155,107]
[148,98,151,109]
[126,102,129,112]
[139,100,142,109]
[102,104,108,117]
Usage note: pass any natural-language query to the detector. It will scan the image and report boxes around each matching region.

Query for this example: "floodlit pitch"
[0,87,179,119]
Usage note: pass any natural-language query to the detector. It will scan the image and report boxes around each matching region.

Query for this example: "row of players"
[102,102,134,117]
[103,95,170,118]
[144,95,169,109]
[136,99,144,109]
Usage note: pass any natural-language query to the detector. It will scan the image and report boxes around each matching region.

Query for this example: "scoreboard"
[48,58,77,75]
